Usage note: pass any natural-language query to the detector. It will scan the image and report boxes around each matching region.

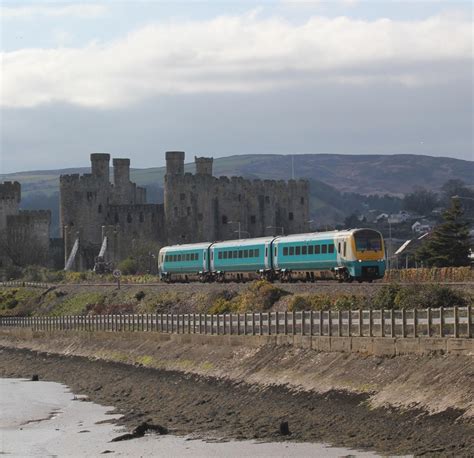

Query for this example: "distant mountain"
[2,153,472,197]
[2,153,472,235]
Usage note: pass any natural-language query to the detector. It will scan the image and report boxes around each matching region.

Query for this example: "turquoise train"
[158,229,386,283]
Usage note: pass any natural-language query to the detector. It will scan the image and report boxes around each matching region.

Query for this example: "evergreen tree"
[416,199,471,267]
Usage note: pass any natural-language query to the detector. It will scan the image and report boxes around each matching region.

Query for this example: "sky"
[0,0,473,173]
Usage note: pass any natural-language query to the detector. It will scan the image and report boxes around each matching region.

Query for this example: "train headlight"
[358,259,362,262]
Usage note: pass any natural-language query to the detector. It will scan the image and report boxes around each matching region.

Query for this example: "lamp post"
[388,218,392,271]
[266,226,284,236]
[228,221,244,239]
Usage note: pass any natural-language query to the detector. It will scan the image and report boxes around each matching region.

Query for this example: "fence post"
[414,308,418,338]
[390,309,395,338]
[337,311,342,337]
[300,311,305,336]
[310,310,314,336]
[348,310,352,337]
[427,308,432,337]
[292,310,296,335]
[229,313,233,335]
[454,306,459,338]
[439,307,444,337]
[380,308,385,337]
[328,311,332,337]
[284,311,288,335]
[468,305,472,339]
[402,309,406,338]
[368,309,373,337]
[259,312,263,336]
[359,308,363,337]
[267,312,271,336]
[319,310,323,336]
[251,313,255,336]
[237,313,241,335]
[224,314,227,335]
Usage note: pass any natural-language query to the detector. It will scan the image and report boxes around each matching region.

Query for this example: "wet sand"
[0,378,377,457]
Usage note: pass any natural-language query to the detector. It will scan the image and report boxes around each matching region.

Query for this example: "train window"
[224,251,228,259]
[343,242,346,257]
[295,246,301,255]
[239,250,243,258]
[315,245,320,254]
[308,245,314,255]
[322,245,327,254]
[338,243,341,254]
[302,246,307,255]
[233,250,238,258]
[289,246,294,255]
[255,249,259,257]
[186,254,190,261]
[283,247,288,256]
[265,247,268,257]
[218,252,222,259]
[249,249,254,257]
[329,244,335,253]
[178,254,182,261]
[274,247,277,257]
[244,250,249,258]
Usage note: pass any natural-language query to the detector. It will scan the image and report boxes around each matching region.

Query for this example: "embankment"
[0,328,473,455]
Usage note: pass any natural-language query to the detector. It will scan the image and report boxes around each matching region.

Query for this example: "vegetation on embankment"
[0,281,471,317]
[3,265,474,284]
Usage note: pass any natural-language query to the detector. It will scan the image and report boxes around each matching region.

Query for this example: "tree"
[0,229,49,267]
[416,199,471,267]
[440,179,474,215]
[402,187,439,215]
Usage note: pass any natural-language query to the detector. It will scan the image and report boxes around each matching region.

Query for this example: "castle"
[2,152,309,272]
[0,181,51,270]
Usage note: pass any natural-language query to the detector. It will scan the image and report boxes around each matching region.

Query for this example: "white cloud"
[1,11,472,108]
[0,4,107,19]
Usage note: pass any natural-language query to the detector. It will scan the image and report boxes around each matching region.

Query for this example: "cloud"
[0,4,107,19]
[1,11,472,108]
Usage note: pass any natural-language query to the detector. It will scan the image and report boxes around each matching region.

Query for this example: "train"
[158,228,386,283]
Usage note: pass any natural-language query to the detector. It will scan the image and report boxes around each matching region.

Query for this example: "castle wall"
[164,153,309,245]
[7,210,51,250]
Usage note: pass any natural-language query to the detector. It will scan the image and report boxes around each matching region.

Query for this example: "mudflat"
[1,346,472,456]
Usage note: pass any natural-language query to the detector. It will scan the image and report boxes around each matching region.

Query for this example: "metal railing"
[0,307,472,338]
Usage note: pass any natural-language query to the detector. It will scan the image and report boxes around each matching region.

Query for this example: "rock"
[279,421,290,436]
[31,374,39,381]
[111,422,168,442]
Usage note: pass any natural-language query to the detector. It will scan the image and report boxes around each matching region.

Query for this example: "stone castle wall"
[164,152,309,244]
[0,181,21,232]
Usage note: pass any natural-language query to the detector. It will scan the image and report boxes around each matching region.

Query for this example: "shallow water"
[0,378,379,457]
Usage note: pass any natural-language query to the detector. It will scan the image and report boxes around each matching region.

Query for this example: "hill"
[1,153,472,236]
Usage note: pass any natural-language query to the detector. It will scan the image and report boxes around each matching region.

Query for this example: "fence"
[0,307,472,339]
[0,281,51,289]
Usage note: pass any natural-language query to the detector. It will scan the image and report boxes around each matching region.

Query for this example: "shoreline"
[1,346,473,456]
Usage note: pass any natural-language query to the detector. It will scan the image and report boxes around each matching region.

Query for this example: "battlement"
[195,156,213,176]
[0,181,21,201]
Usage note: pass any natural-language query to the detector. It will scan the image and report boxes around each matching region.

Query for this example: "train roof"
[159,242,212,252]
[275,228,381,243]
[211,236,276,249]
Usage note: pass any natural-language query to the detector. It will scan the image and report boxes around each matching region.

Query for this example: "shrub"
[117,257,138,275]
[135,290,146,301]
[372,284,402,309]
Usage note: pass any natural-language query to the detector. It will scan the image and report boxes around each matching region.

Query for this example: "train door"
[272,241,278,270]
[264,241,270,270]
[206,249,211,272]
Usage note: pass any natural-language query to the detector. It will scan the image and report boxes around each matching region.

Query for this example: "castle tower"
[165,151,185,176]
[195,157,213,176]
[0,181,21,231]
[113,158,130,186]
[91,153,110,182]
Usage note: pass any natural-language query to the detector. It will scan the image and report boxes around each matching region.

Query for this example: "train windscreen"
[354,230,382,252]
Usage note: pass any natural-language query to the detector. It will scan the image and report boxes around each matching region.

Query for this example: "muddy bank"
[1,347,473,456]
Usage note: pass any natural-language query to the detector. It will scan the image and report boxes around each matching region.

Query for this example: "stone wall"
[0,181,21,232]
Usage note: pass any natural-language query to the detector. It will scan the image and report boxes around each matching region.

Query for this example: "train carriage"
[158,242,212,282]
[274,229,385,282]
[210,237,274,282]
